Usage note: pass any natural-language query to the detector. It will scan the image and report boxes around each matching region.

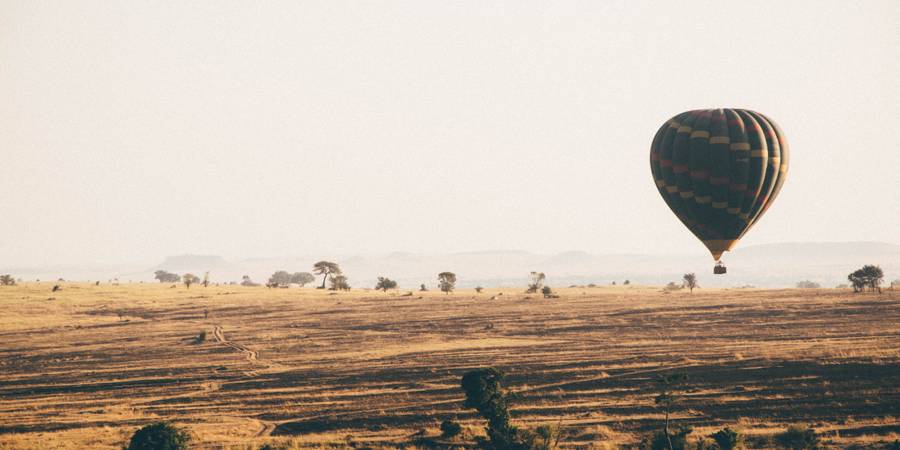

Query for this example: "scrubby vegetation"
[774,425,818,449]
[126,422,190,450]
[330,275,351,291]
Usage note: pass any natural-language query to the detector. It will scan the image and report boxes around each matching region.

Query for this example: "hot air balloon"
[649,109,789,274]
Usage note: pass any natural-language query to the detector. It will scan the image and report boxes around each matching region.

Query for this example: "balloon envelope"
[650,109,789,261]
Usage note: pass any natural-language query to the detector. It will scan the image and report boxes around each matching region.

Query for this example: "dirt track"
[0,284,898,448]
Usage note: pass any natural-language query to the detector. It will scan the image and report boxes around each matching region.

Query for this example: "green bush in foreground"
[126,422,190,450]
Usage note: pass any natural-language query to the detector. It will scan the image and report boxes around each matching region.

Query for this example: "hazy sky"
[2,1,899,267]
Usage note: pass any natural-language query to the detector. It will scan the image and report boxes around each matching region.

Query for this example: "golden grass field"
[1,282,898,449]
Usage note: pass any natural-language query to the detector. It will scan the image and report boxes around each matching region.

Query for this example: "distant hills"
[2,242,898,288]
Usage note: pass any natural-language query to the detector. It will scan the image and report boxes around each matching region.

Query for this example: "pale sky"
[2,1,899,267]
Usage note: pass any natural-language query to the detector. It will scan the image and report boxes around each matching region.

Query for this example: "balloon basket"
[714,261,727,275]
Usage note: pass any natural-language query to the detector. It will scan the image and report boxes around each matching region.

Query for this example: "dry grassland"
[1,283,898,449]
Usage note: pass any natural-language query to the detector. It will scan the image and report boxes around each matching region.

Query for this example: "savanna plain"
[1,283,898,449]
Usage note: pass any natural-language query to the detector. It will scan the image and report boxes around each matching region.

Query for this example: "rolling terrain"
[0,283,898,449]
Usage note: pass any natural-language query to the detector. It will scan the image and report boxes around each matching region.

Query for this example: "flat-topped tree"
[313,261,341,289]
[291,272,315,287]
[268,271,292,288]
[154,270,180,283]
[375,276,397,292]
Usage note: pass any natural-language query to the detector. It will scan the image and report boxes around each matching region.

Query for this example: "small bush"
[639,426,692,450]
[711,427,742,450]
[440,419,462,438]
[126,422,190,450]
[475,286,483,293]
[774,425,818,449]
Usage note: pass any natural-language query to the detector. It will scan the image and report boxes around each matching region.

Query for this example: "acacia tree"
[375,276,398,292]
[848,265,885,293]
[183,273,200,289]
[438,272,457,294]
[313,261,341,289]
[526,272,546,293]
[154,270,180,283]
[682,273,698,293]
[291,272,315,287]
[268,271,292,287]
[0,274,15,286]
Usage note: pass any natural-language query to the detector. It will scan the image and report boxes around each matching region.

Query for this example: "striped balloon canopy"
[650,109,789,263]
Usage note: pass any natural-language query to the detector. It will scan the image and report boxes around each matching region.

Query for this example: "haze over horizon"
[3,1,899,268]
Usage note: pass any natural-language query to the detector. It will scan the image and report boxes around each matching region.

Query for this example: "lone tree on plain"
[438,272,457,294]
[375,276,398,292]
[419,283,428,292]
[154,270,180,283]
[526,272,546,294]
[291,272,315,287]
[268,271,292,288]
[682,273,698,293]
[313,261,341,289]
[848,265,884,293]
[182,273,200,289]
[126,422,190,450]
[0,274,15,286]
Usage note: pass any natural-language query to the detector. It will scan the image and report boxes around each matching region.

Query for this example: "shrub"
[0,274,16,286]
[639,425,692,450]
[440,419,462,438]
[711,427,742,450]
[330,275,351,291]
[774,425,818,449]
[795,280,821,289]
[126,422,190,450]
[475,286,484,293]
